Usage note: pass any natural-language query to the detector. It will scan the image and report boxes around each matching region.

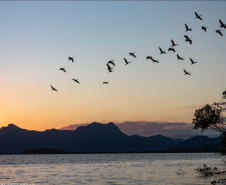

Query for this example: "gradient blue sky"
[0,1,226,137]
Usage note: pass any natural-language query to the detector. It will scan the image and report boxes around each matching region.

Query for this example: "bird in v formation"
[72,79,80,84]
[51,12,225,91]
[216,30,223,36]
[185,24,192,32]
[201,26,207,32]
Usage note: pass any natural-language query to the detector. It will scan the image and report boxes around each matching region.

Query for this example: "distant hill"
[0,123,223,154]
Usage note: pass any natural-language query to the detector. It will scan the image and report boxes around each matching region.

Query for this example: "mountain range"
[0,122,223,154]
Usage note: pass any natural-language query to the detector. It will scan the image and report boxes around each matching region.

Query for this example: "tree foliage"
[195,164,226,185]
[193,89,226,184]
[193,89,226,140]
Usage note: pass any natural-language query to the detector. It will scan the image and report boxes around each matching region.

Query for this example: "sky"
[0,1,226,138]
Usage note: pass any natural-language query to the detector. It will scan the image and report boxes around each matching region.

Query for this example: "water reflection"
[0,153,224,185]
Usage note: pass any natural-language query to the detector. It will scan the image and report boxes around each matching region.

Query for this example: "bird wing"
[195,13,202,20]
[108,61,115,66]
[184,69,190,75]
[219,19,224,26]
[124,58,128,64]
[107,64,111,70]
[195,12,200,18]
[171,39,175,46]
[51,85,57,91]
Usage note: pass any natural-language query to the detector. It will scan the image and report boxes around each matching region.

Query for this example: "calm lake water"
[0,153,225,185]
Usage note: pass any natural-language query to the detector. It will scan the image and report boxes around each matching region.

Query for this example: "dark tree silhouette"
[193,90,226,137]
[193,89,226,184]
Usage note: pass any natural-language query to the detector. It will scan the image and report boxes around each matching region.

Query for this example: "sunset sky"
[0,1,226,137]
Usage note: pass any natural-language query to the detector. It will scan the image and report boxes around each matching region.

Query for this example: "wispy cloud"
[59,121,220,139]
[176,105,203,109]
[58,124,89,131]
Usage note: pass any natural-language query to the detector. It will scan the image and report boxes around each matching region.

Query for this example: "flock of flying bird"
[51,12,226,92]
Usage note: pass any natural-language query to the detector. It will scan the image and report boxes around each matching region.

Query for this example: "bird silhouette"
[185,24,192,31]
[72,79,80,84]
[146,56,159,63]
[168,48,176,52]
[184,36,192,44]
[215,30,223,36]
[187,39,192,45]
[51,85,57,91]
[59,68,66,72]
[190,58,197,65]
[201,26,207,32]
[129,52,136,58]
[106,64,113,72]
[103,81,109,84]
[184,35,189,40]
[108,60,115,66]
[177,54,185,60]
[195,12,203,21]
[219,19,226,29]
[171,39,178,47]
[159,47,166,54]
[183,69,191,75]
[68,57,74,62]
[124,58,131,65]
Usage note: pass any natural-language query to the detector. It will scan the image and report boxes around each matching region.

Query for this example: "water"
[0,153,225,185]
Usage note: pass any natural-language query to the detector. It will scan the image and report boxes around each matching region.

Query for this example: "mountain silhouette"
[0,123,222,154]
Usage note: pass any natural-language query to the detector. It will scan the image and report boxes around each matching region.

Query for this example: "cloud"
[59,121,220,139]
[116,121,198,138]
[179,105,203,109]
[59,124,89,131]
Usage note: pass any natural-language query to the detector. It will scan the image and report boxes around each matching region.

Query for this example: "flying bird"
[183,69,191,75]
[159,47,166,54]
[106,64,113,72]
[184,36,192,45]
[185,24,192,31]
[219,19,226,29]
[187,38,192,45]
[190,58,197,65]
[168,48,175,52]
[103,81,109,84]
[107,60,115,66]
[177,54,185,60]
[68,57,74,62]
[171,39,178,47]
[215,30,223,36]
[184,35,190,40]
[59,68,66,72]
[129,52,136,58]
[72,79,80,84]
[124,58,131,65]
[195,12,203,21]
[51,85,57,92]
[201,26,207,32]
[146,56,159,63]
